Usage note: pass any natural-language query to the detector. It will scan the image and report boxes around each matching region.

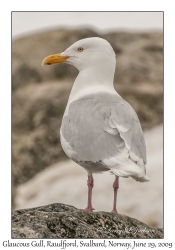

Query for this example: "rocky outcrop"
[12,203,163,238]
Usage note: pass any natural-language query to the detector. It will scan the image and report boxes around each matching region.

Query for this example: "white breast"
[60,129,79,162]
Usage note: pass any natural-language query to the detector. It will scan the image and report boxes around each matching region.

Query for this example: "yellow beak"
[42,53,69,66]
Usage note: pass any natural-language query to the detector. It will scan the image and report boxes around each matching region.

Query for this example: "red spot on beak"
[47,63,51,65]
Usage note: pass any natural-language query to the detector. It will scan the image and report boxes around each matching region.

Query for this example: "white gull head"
[62,37,116,75]
[42,37,118,112]
[42,37,116,84]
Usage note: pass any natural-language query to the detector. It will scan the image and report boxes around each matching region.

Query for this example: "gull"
[42,37,149,213]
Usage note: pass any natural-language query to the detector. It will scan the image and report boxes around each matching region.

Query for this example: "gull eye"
[77,47,84,52]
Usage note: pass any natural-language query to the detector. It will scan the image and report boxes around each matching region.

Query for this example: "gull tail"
[109,158,150,182]
[131,175,150,182]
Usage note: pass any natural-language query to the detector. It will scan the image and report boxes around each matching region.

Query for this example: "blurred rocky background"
[12,28,163,227]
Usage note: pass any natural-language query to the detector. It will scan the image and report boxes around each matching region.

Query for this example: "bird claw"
[111,209,118,214]
[82,207,95,212]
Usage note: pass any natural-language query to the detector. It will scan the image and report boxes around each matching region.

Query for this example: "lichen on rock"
[12,203,163,239]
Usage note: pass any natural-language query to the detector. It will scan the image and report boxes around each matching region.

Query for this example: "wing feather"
[109,100,147,165]
[61,93,147,171]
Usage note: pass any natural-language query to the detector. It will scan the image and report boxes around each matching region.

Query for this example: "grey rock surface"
[12,203,163,239]
[12,80,71,187]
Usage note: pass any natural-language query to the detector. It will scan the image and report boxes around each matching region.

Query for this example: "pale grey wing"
[109,99,147,166]
[62,94,146,168]
[61,97,126,164]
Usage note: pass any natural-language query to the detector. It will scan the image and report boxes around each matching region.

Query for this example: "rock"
[12,203,163,239]
[12,80,72,186]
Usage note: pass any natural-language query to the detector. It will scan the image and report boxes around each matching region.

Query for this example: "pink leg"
[84,175,95,211]
[111,176,119,214]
